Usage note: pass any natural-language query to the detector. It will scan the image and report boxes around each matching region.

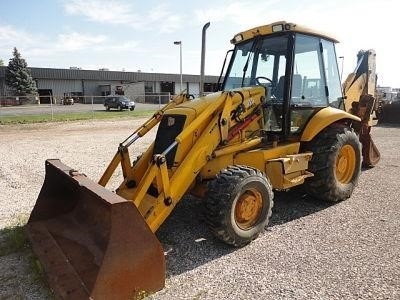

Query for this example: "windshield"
[119,96,131,102]
[223,35,289,91]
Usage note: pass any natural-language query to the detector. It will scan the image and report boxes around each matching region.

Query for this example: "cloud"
[93,40,141,52]
[0,25,35,47]
[63,0,182,32]
[195,0,280,27]
[64,0,134,25]
[0,23,140,66]
[147,4,182,33]
[57,32,107,51]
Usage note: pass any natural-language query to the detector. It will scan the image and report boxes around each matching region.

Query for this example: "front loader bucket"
[26,159,165,299]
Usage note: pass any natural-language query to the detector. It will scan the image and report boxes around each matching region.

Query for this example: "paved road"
[0,103,161,116]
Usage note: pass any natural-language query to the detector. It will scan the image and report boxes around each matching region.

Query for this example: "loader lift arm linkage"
[100,90,263,232]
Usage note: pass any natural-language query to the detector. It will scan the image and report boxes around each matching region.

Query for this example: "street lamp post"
[174,41,183,92]
[339,56,344,81]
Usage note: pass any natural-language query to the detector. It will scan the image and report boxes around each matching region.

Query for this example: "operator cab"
[221,21,343,138]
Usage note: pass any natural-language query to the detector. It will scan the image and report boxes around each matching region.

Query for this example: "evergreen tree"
[5,47,37,96]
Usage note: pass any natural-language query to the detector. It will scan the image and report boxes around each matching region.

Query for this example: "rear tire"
[204,165,273,247]
[105,105,110,111]
[303,125,361,202]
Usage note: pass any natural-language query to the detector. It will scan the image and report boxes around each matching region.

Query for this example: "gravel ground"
[0,120,399,299]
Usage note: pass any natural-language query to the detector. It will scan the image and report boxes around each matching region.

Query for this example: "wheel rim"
[335,144,356,184]
[234,188,263,230]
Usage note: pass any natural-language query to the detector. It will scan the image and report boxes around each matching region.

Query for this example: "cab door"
[288,34,342,136]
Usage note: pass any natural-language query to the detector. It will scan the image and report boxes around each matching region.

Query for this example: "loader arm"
[114,90,263,232]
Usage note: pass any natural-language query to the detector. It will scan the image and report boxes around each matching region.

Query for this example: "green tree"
[5,47,37,96]
[0,59,4,66]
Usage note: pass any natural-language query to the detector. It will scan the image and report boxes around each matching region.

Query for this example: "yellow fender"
[300,107,360,142]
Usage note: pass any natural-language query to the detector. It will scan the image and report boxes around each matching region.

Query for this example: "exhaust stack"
[199,22,210,97]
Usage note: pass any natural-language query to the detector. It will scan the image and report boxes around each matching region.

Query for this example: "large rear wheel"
[204,166,273,247]
[303,125,362,202]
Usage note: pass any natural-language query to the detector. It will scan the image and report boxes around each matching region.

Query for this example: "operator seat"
[268,74,302,130]
[274,74,303,100]
[291,74,303,99]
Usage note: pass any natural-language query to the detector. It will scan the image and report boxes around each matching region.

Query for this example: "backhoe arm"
[343,49,380,166]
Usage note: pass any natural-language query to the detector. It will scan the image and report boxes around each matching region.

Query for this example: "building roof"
[0,66,219,83]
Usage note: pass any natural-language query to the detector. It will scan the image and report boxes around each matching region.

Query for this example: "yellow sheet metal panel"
[265,161,312,190]
[265,153,313,189]
[300,107,360,142]
[200,155,235,179]
[234,143,300,169]
[267,152,312,174]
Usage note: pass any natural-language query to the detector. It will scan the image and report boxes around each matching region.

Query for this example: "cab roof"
[231,21,339,44]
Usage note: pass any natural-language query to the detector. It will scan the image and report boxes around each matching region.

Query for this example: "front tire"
[303,125,362,202]
[204,166,274,247]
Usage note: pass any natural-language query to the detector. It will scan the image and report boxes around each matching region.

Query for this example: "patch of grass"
[27,250,47,285]
[0,219,29,257]
[0,217,48,287]
[0,110,156,125]
[132,290,152,300]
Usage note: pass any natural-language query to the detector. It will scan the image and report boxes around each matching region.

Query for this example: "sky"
[0,0,398,87]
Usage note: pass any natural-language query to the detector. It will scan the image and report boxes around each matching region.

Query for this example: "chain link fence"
[0,94,170,124]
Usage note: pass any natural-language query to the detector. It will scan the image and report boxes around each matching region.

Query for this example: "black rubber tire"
[118,105,123,111]
[204,165,274,247]
[105,104,110,111]
[303,125,362,202]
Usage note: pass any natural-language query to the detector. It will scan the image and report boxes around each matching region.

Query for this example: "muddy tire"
[204,165,273,247]
[303,125,361,202]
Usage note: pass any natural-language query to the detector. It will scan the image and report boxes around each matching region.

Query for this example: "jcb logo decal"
[247,98,255,109]
[167,117,175,127]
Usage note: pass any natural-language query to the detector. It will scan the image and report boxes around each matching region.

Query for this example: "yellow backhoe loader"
[26,21,380,299]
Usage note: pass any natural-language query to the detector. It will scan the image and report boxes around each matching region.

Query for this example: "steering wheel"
[255,76,273,85]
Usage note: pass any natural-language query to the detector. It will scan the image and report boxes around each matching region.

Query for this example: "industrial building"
[0,66,219,104]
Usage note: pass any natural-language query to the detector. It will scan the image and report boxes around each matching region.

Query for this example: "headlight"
[230,34,243,44]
